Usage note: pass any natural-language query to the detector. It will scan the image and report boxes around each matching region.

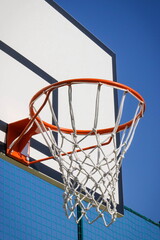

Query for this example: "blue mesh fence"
[0,157,159,240]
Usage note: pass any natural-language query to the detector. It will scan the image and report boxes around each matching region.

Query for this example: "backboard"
[0,0,123,217]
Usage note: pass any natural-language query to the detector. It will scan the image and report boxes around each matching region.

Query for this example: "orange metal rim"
[29,78,146,135]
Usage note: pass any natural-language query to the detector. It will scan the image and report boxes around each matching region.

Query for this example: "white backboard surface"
[0,0,123,216]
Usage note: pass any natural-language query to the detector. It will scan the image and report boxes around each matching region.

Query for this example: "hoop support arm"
[6,118,40,165]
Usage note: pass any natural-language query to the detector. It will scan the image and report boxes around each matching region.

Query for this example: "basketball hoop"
[6,78,145,227]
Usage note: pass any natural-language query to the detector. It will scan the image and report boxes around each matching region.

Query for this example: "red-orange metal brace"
[6,118,40,165]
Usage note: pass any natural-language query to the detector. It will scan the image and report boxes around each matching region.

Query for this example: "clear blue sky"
[54,0,160,223]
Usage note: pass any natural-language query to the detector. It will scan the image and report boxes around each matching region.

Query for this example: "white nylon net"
[32,82,143,227]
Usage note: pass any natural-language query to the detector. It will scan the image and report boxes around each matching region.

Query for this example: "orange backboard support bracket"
[6,118,38,165]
